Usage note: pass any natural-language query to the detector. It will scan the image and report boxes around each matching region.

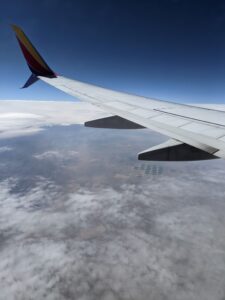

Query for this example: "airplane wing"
[12,25,225,161]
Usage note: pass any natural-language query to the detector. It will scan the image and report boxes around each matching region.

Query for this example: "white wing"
[11,25,225,161]
[38,75,225,161]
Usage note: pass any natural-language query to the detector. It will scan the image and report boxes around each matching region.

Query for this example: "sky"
[2,0,225,102]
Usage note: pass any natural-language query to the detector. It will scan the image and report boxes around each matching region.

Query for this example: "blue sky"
[1,0,225,103]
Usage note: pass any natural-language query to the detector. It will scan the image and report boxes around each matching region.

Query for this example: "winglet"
[21,73,39,89]
[12,25,56,87]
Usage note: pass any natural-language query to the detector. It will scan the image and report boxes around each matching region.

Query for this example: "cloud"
[34,150,79,160]
[0,100,109,138]
[0,146,13,153]
[0,120,225,300]
[0,167,225,300]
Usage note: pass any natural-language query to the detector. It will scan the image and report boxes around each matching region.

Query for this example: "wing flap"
[138,139,217,161]
[85,115,145,129]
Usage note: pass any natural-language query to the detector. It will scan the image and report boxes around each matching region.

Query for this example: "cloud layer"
[1,173,225,300]
[0,100,108,138]
[0,122,225,300]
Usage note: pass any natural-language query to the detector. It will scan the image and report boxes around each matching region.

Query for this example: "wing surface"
[40,75,225,159]
[12,25,225,160]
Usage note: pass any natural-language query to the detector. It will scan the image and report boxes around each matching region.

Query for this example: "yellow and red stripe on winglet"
[12,25,56,78]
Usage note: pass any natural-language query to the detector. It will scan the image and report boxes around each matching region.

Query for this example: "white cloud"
[1,98,225,300]
[0,100,109,138]
[0,175,225,300]
[34,150,79,160]
[0,146,13,153]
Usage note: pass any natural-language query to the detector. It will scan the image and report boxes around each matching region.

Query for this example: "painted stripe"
[12,25,56,77]
[17,38,53,76]
[12,25,49,70]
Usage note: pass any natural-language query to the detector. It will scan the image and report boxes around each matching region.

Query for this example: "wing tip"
[11,24,22,36]
[11,24,57,80]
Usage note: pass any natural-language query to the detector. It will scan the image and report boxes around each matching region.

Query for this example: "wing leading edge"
[12,25,225,161]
